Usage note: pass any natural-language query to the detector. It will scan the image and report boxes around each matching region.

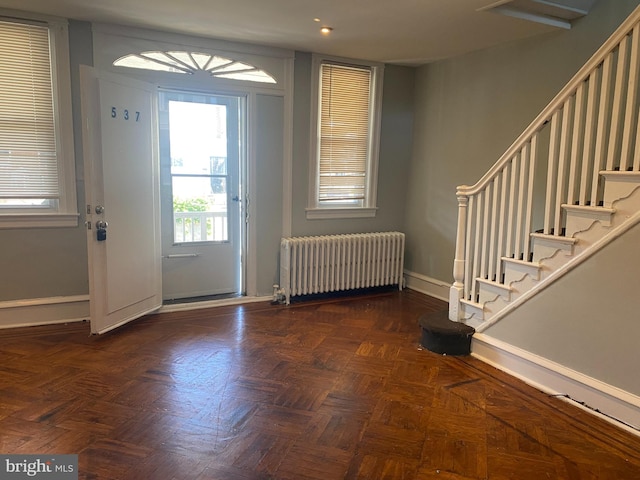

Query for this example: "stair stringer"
[475,187,640,333]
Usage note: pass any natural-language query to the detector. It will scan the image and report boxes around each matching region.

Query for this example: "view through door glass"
[159,91,243,301]
[170,100,228,242]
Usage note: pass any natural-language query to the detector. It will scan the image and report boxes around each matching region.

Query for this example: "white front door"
[159,91,243,301]
[80,66,162,334]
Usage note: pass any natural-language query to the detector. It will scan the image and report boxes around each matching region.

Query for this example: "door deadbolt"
[95,205,105,214]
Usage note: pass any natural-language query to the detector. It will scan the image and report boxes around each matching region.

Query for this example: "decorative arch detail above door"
[114,51,277,84]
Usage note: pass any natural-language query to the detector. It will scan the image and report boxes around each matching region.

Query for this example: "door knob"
[96,220,108,229]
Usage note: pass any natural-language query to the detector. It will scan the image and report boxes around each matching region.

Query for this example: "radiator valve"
[272,284,286,304]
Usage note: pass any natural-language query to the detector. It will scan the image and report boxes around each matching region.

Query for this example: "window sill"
[0,213,80,229]
[305,207,377,220]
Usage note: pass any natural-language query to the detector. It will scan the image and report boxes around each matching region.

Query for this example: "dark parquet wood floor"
[1,290,639,479]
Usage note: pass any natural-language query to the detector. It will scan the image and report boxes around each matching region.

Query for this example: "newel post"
[449,187,469,321]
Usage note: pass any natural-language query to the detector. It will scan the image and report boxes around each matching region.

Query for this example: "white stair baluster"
[555,95,574,234]
[495,163,510,280]
[620,24,640,172]
[488,177,500,282]
[522,137,537,262]
[544,110,562,234]
[591,54,614,202]
[568,82,586,208]
[515,149,529,260]
[463,195,476,302]
[579,71,599,206]
[606,35,630,171]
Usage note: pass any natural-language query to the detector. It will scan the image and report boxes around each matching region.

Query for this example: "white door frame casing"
[91,24,295,299]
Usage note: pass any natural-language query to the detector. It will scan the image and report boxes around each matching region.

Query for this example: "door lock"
[95,205,105,214]
[96,220,108,242]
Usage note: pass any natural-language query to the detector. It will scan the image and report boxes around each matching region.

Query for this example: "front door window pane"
[168,100,228,243]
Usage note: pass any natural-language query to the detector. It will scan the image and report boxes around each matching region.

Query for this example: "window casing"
[0,14,77,228]
[307,55,384,219]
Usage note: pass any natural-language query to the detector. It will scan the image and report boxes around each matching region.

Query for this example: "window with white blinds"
[0,21,57,200]
[0,16,77,227]
[308,56,383,219]
[318,63,371,204]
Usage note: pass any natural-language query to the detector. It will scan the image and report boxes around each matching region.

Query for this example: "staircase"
[449,5,640,332]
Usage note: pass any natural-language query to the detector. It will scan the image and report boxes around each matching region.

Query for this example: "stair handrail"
[450,4,640,322]
[458,5,640,197]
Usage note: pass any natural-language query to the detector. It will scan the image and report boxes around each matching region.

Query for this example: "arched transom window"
[114,51,277,84]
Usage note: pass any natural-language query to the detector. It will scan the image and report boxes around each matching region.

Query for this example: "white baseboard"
[0,295,90,329]
[472,333,640,436]
[0,294,274,329]
[404,270,449,301]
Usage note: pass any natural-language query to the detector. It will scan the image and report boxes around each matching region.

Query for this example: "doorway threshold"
[163,293,241,305]
[158,294,271,313]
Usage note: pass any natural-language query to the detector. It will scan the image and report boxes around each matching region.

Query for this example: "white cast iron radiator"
[279,232,405,304]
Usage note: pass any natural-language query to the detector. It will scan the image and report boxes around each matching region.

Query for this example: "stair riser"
[601,172,640,208]
[478,282,511,304]
[531,237,574,263]
[503,262,540,285]
[564,209,613,237]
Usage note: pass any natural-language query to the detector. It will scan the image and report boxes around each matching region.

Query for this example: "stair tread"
[460,298,484,309]
[530,232,578,244]
[501,257,541,267]
[561,204,615,213]
[476,277,512,291]
[600,170,640,178]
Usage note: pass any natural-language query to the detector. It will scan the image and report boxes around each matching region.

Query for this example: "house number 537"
[111,107,140,122]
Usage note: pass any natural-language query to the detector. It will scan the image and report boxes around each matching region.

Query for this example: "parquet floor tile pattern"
[1,290,639,479]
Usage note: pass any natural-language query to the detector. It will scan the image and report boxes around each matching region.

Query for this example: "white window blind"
[318,63,372,204]
[0,20,58,199]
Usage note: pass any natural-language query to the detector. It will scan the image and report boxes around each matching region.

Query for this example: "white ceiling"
[0,0,596,65]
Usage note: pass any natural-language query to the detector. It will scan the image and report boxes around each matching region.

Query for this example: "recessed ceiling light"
[313,18,321,23]
[320,26,333,35]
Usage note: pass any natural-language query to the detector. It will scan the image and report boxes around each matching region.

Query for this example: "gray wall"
[255,94,284,293]
[403,0,640,283]
[0,26,415,302]
[484,221,640,396]
[0,20,92,302]
[0,20,287,301]
[6,0,636,307]
[290,52,415,237]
